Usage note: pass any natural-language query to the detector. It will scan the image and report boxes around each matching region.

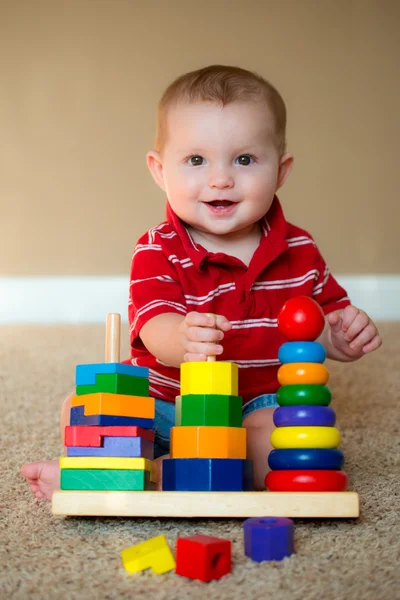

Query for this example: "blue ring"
[278,341,326,364]
[268,448,344,470]
[273,405,336,427]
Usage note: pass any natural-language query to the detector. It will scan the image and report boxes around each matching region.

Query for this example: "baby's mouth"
[206,200,235,208]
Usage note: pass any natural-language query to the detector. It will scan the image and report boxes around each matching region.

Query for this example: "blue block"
[278,342,326,364]
[162,458,254,491]
[66,436,154,459]
[70,406,154,429]
[244,517,294,562]
[76,363,149,386]
[268,448,344,470]
[273,405,336,427]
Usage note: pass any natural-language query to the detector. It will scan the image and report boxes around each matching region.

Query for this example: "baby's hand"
[327,305,382,359]
[179,311,232,362]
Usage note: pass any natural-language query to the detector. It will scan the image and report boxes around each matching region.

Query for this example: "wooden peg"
[105,313,121,363]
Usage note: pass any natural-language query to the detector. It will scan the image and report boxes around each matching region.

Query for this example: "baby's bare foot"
[21,460,60,501]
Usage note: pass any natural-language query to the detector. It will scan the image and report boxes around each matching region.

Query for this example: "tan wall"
[1,0,399,276]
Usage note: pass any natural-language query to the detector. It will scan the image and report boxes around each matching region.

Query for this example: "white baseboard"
[0,275,399,323]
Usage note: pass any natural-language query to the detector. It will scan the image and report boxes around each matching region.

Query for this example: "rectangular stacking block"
[76,373,149,397]
[171,426,246,459]
[76,362,148,386]
[175,394,242,427]
[64,425,155,447]
[181,362,238,396]
[69,406,154,429]
[60,456,157,481]
[162,458,254,491]
[67,436,154,459]
[60,469,156,491]
[71,392,154,419]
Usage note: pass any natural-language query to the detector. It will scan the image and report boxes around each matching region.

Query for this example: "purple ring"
[273,405,336,427]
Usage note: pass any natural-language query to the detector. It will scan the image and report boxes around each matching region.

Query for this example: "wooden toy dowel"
[206,313,216,362]
[105,313,121,363]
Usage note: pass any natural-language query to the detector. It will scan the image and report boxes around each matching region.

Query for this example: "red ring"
[265,470,348,492]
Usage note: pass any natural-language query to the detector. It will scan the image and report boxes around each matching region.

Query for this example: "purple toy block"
[66,436,154,459]
[273,405,336,427]
[243,517,294,562]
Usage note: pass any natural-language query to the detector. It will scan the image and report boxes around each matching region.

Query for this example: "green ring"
[277,384,331,406]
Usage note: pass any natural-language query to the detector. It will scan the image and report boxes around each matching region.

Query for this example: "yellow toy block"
[121,534,176,574]
[171,426,246,459]
[70,392,154,419]
[60,457,157,482]
[180,362,238,396]
[277,363,329,386]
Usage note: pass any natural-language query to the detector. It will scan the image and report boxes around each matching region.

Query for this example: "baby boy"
[22,65,381,499]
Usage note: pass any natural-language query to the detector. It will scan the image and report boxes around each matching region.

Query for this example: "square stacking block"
[180,362,238,396]
[60,469,156,491]
[69,406,154,429]
[67,436,154,459]
[170,426,246,459]
[76,372,149,397]
[175,394,242,427]
[71,393,154,419]
[162,458,254,491]
[60,456,157,482]
[65,425,155,447]
[121,535,175,575]
[176,535,231,582]
[76,362,148,386]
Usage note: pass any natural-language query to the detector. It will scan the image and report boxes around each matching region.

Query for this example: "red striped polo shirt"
[125,196,350,403]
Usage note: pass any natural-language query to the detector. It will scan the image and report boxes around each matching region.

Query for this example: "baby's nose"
[208,168,234,189]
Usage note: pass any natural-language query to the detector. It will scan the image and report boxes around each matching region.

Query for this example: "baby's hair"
[154,64,287,155]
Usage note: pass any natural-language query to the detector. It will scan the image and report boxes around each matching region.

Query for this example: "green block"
[76,373,149,397]
[277,384,332,406]
[60,469,156,491]
[175,394,243,427]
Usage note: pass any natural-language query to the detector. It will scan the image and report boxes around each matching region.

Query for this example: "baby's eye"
[236,155,255,166]
[187,155,204,166]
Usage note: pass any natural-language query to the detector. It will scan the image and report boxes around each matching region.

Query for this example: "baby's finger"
[343,311,369,342]
[341,305,362,332]
[362,335,382,353]
[184,352,207,363]
[185,341,223,357]
[187,326,223,343]
[349,324,376,350]
[185,311,215,328]
[214,314,232,332]
[328,311,343,334]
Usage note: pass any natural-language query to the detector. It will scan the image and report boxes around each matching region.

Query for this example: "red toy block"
[64,425,155,447]
[175,534,231,582]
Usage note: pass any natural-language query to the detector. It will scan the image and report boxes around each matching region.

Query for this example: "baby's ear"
[276,153,294,190]
[146,150,166,191]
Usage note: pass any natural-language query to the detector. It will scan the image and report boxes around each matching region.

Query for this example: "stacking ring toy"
[277,384,331,406]
[268,448,345,471]
[278,341,326,364]
[265,469,348,492]
[273,405,336,427]
[278,363,329,386]
[270,426,341,449]
[277,296,325,341]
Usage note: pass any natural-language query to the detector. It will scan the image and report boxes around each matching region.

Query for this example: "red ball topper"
[278,296,325,341]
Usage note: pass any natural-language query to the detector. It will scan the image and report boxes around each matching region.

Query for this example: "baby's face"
[157,100,286,238]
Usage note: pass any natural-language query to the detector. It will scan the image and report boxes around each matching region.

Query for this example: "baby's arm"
[140,311,232,368]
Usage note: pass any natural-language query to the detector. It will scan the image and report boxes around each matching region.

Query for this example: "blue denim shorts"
[153,394,278,458]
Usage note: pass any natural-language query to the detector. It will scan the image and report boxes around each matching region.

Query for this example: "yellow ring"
[271,426,341,449]
[277,362,329,386]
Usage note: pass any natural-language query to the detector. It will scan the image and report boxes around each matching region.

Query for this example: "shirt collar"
[166,195,289,272]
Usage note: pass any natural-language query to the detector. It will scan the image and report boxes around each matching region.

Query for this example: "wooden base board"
[52,490,359,518]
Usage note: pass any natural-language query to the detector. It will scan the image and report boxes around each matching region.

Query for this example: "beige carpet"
[1,323,399,600]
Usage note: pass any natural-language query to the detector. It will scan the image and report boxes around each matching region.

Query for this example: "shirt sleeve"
[312,248,351,315]
[128,241,188,352]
